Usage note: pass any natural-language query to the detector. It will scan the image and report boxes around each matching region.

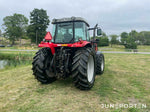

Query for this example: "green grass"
[99,45,125,51]
[0,51,35,60]
[0,54,150,112]
[99,45,150,52]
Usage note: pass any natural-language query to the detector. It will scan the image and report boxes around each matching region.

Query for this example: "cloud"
[0,0,150,35]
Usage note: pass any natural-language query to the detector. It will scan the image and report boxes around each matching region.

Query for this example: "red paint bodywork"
[38,32,98,55]
[38,41,91,55]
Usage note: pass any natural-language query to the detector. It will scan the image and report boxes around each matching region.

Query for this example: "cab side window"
[74,22,86,41]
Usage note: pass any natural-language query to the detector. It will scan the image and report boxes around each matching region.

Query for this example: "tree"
[110,34,118,47]
[124,37,137,49]
[3,13,28,45]
[95,32,109,47]
[121,32,128,44]
[0,29,2,37]
[139,31,150,45]
[98,37,109,46]
[120,31,138,49]
[27,8,50,44]
[0,29,2,44]
[129,30,138,41]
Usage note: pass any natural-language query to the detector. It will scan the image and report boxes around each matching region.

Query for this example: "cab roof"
[52,17,90,27]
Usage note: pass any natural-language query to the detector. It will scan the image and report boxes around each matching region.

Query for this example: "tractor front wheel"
[72,48,96,90]
[96,53,105,75]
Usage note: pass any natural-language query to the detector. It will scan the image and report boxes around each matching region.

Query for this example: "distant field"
[0,37,39,50]
[99,45,150,52]
[0,53,149,112]
[1,37,150,52]
[0,44,150,53]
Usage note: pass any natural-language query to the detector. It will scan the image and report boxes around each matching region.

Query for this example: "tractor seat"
[64,33,72,43]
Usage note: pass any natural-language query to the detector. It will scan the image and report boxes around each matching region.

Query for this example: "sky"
[0,0,150,35]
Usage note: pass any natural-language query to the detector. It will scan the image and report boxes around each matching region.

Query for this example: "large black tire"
[72,48,96,90]
[96,53,105,75]
[32,47,56,84]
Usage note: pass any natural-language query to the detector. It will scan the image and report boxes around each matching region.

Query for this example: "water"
[0,60,8,69]
[0,59,31,69]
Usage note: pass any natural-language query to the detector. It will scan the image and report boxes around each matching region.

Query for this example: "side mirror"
[97,29,102,36]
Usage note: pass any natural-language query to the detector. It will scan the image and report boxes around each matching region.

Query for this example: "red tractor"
[32,17,105,90]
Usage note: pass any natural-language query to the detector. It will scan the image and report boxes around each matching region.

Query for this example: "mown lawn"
[0,53,150,112]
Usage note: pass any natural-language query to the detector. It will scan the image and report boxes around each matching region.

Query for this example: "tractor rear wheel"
[96,53,105,75]
[72,48,95,90]
[32,48,56,84]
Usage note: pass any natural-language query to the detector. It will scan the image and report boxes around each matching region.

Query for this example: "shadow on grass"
[34,68,117,95]
[53,78,73,88]
[35,77,74,94]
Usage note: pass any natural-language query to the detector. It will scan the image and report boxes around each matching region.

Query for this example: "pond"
[0,59,31,69]
[0,60,8,69]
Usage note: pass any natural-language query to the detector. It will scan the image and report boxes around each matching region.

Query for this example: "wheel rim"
[101,57,104,71]
[87,55,94,82]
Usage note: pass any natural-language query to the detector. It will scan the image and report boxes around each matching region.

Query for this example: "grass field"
[0,51,35,60]
[0,53,150,112]
[99,45,150,52]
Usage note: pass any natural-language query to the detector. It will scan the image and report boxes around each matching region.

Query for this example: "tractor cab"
[51,17,90,43]
[40,17,102,52]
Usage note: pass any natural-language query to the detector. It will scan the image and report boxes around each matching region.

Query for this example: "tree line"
[1,8,49,45]
[96,30,150,49]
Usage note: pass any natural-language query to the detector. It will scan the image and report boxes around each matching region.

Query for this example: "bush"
[124,42,137,49]
[98,37,109,47]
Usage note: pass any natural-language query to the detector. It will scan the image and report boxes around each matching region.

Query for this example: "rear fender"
[38,42,55,55]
